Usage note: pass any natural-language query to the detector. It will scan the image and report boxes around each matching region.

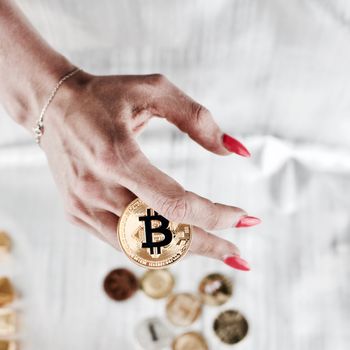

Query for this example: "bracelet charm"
[33,120,44,144]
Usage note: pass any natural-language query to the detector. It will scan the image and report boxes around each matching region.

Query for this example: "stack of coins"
[102,267,249,349]
[0,339,16,350]
[0,230,17,350]
[0,231,11,261]
[0,278,15,307]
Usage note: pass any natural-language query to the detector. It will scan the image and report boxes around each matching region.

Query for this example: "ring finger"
[190,226,250,271]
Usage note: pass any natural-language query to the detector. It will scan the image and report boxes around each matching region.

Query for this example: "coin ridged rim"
[117,198,193,269]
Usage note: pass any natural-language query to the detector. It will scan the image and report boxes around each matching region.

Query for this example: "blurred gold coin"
[172,332,208,350]
[141,269,174,299]
[0,278,15,307]
[0,231,11,255]
[118,198,192,269]
[213,310,248,344]
[166,293,202,327]
[0,340,17,350]
[198,273,233,306]
[0,309,16,337]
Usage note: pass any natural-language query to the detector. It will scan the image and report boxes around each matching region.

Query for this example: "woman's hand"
[38,70,260,271]
[0,0,260,271]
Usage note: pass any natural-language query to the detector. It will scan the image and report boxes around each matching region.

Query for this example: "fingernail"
[235,215,261,228]
[222,133,251,157]
[224,256,250,271]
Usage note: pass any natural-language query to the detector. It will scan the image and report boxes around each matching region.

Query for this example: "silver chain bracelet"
[32,67,81,145]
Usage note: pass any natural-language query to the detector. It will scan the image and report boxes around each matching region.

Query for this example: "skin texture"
[0,0,260,269]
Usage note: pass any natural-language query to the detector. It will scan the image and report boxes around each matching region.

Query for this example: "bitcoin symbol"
[118,198,192,268]
[139,208,173,255]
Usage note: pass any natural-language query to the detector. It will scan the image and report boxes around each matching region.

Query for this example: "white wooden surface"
[0,134,350,350]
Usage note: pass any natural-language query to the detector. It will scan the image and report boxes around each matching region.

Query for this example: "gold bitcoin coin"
[118,198,192,269]
[166,293,202,327]
[198,273,233,306]
[213,310,249,344]
[172,332,208,350]
[140,269,175,299]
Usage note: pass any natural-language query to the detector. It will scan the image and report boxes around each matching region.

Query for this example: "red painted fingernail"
[222,133,251,157]
[224,256,250,271]
[235,216,261,228]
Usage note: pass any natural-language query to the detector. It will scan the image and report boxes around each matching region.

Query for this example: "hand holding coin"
[41,70,261,270]
[0,0,262,271]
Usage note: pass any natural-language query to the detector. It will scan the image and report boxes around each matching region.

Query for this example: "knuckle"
[205,210,220,230]
[225,241,238,255]
[192,103,209,125]
[145,73,167,86]
[160,194,188,222]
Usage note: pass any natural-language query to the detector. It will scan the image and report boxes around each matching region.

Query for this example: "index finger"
[118,146,248,230]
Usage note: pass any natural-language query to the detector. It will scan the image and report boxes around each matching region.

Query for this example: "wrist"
[1,53,76,132]
[37,69,93,152]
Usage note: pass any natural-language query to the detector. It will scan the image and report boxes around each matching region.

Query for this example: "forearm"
[0,0,74,131]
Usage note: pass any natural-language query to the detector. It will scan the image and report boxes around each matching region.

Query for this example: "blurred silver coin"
[166,293,202,327]
[140,269,175,299]
[213,310,248,344]
[172,331,208,350]
[135,317,173,350]
[198,273,233,306]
